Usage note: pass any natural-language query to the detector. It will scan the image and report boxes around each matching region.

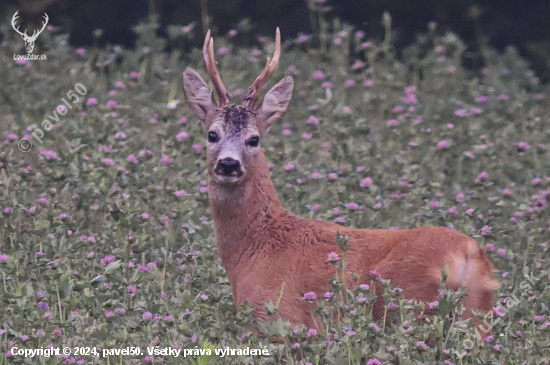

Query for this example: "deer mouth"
[213,162,244,184]
[214,174,243,184]
[213,169,244,184]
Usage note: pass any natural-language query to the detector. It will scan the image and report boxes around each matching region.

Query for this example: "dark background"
[2,0,550,81]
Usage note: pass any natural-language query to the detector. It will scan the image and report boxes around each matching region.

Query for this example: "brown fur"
[181,34,500,336]
[208,153,500,330]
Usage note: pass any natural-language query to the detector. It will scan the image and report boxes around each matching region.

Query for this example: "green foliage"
[1,16,549,365]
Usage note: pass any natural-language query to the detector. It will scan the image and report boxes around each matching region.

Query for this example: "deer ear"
[258,76,294,133]
[183,68,217,126]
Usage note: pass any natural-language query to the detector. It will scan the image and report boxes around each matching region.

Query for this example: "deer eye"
[208,132,218,143]
[248,136,260,147]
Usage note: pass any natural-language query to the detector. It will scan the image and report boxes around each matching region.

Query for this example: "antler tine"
[243,27,281,109]
[39,13,49,32]
[11,11,27,37]
[28,13,48,40]
[203,30,230,107]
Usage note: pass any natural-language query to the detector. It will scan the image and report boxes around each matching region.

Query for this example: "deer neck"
[208,152,285,275]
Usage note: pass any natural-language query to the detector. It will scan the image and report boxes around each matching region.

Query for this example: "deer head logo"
[11,11,49,54]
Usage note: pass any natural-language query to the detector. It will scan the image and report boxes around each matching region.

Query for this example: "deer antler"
[11,11,48,40]
[203,30,230,107]
[11,11,27,38]
[29,13,49,40]
[243,27,281,109]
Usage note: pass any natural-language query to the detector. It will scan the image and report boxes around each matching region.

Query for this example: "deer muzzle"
[215,157,243,177]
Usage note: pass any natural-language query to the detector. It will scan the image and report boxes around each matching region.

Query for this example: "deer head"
[12,11,49,53]
[183,28,294,185]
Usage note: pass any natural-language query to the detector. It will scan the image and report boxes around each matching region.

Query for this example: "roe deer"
[182,28,500,336]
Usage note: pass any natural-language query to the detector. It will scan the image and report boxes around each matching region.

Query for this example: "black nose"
[216,157,242,176]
